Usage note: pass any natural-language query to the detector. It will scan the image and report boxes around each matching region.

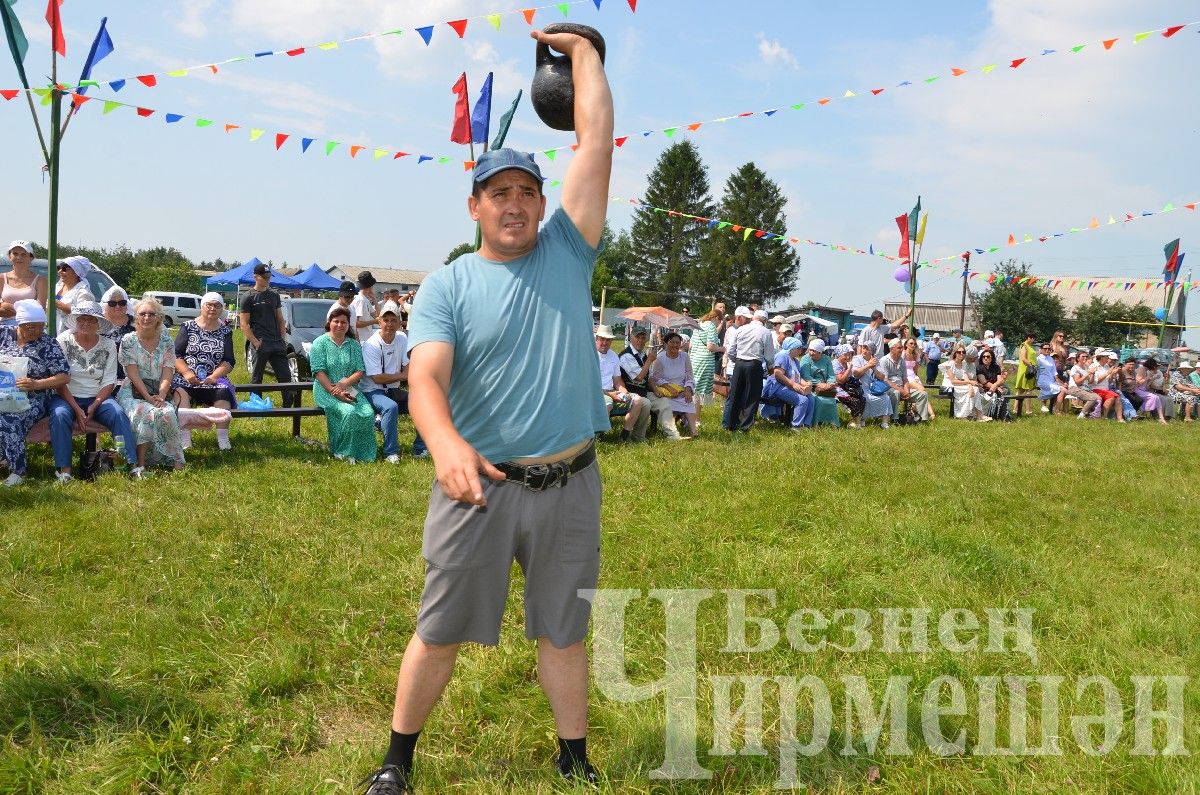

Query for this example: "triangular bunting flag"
[817,98,831,105]
[301,138,313,152]
[663,127,677,137]
[614,136,627,147]
[742,228,753,240]
[437,156,452,164]
[486,14,501,30]
[1185,204,1196,211]
[418,155,433,164]
[463,161,475,171]
[1088,217,1099,228]
[393,151,409,159]
[447,19,467,38]
[374,148,388,160]
[544,149,557,161]
[950,68,967,76]
[522,9,536,24]
[1007,234,1016,246]
[416,26,434,45]
[687,123,701,131]
[102,100,119,115]
[1102,38,1117,49]
[165,113,183,123]
[1010,58,1026,68]
[870,88,884,95]
[318,42,339,50]
[1107,215,1116,224]
[843,89,855,97]
[224,123,239,133]
[1133,31,1151,43]
[1163,25,1184,38]
[167,70,188,78]
[136,107,153,117]
[349,145,364,158]
[196,118,212,128]
[627,0,637,10]
[287,47,305,56]
[109,79,126,91]
[924,76,938,83]
[136,74,157,87]
[325,141,340,155]
[249,128,264,141]
[1162,202,1175,212]
[1071,44,1086,53]
[557,2,570,15]
[981,64,997,73]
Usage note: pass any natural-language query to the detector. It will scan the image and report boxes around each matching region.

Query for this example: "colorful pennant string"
[603,195,1199,292]
[45,0,634,94]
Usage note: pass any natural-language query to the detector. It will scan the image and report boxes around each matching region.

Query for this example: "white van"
[142,291,203,327]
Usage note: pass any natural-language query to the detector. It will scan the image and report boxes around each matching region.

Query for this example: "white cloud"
[175,0,217,38]
[756,32,798,71]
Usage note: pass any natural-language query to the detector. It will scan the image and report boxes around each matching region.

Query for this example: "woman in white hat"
[0,299,70,486]
[1169,361,1200,421]
[47,301,136,481]
[1,240,47,325]
[53,256,96,315]
[172,292,235,450]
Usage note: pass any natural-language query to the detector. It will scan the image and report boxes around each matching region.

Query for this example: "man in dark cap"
[353,270,381,333]
[361,25,612,795]
[238,261,298,407]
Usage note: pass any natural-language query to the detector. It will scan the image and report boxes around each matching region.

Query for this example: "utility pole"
[958,252,970,332]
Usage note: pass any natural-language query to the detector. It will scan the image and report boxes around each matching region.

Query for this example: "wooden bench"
[919,382,1039,416]
[230,382,323,439]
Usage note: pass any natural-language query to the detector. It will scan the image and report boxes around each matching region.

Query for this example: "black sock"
[557,736,588,775]
[383,729,420,775]
[619,429,630,441]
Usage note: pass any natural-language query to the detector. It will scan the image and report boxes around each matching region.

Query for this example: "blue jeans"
[366,389,400,458]
[48,395,135,468]
[761,381,813,428]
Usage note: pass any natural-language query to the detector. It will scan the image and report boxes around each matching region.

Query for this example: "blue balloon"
[1154,307,1167,321]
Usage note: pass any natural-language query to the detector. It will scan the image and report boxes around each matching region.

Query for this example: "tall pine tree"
[695,162,800,307]
[628,141,714,307]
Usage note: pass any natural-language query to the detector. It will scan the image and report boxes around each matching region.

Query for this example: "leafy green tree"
[628,140,714,307]
[1069,296,1156,348]
[444,242,475,264]
[975,259,1066,343]
[591,224,636,307]
[694,162,800,308]
[127,258,204,295]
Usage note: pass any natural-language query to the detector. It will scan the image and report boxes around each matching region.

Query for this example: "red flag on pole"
[450,72,471,144]
[45,0,65,56]
[895,214,910,263]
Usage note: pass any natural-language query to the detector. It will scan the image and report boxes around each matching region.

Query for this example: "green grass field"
[2,335,1198,793]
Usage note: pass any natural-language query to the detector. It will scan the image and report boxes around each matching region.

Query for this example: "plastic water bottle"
[114,435,129,472]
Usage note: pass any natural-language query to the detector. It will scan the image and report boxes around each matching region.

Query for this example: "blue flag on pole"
[76,17,114,98]
[471,72,493,146]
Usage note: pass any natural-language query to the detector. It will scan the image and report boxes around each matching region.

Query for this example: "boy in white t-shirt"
[361,302,427,461]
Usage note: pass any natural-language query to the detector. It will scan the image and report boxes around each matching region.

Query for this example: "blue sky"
[1,0,1197,326]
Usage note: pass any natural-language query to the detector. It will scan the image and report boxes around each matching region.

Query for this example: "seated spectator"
[760,337,811,431]
[1036,342,1066,413]
[53,256,96,315]
[946,346,989,421]
[596,324,648,442]
[1065,350,1101,418]
[849,341,893,428]
[311,305,377,463]
[620,326,682,441]
[902,337,935,419]
[975,347,1010,421]
[878,339,932,422]
[172,293,235,451]
[796,338,840,427]
[0,300,70,486]
[1087,349,1121,420]
[1170,360,1200,421]
[117,297,186,476]
[49,302,135,480]
[649,332,697,438]
[1135,358,1168,424]
[832,344,865,428]
[361,301,427,461]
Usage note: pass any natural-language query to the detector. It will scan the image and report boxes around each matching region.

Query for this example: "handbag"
[78,449,116,481]
[713,376,730,398]
[868,379,892,397]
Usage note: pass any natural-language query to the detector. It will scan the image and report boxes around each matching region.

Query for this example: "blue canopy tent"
[291,263,342,290]
[206,257,304,289]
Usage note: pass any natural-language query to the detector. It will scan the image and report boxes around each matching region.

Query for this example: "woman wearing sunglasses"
[101,286,137,380]
[53,256,96,315]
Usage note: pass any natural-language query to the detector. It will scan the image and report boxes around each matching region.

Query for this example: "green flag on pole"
[0,0,30,89]
[489,89,523,151]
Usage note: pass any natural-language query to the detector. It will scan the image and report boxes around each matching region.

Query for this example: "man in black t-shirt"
[238,262,298,407]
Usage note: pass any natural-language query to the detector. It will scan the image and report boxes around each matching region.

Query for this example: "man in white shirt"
[723,307,775,431]
[596,325,647,442]
[878,338,932,421]
[619,326,681,440]
[361,302,410,463]
[858,307,912,357]
[351,271,381,334]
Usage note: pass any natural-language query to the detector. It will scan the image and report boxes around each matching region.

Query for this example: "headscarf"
[781,337,804,352]
[58,255,95,282]
[14,298,46,324]
[101,285,134,318]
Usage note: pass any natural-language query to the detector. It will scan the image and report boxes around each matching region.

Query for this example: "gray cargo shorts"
[415,461,601,648]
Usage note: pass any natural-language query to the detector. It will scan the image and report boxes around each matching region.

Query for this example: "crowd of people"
[0,244,428,485]
[596,302,1199,439]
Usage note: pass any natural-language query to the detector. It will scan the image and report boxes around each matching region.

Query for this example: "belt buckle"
[522,463,552,491]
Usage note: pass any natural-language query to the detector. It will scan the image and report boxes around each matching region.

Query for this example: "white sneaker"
[130,466,147,480]
[217,436,232,451]
[55,471,73,483]
[879,421,890,429]
[346,457,357,465]
[181,431,193,450]
[2,473,23,487]
[978,415,993,423]
[385,454,401,464]
[1077,411,1087,419]
[1040,405,1050,413]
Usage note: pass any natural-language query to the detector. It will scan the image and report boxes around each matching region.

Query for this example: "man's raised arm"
[531,29,613,248]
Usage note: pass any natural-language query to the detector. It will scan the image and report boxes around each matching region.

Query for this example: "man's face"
[631,332,647,350]
[380,313,399,335]
[595,336,612,353]
[469,170,546,260]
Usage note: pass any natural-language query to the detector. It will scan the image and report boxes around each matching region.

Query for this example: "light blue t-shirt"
[408,208,609,461]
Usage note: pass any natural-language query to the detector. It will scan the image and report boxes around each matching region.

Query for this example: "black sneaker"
[360,764,409,795]
[559,759,599,787]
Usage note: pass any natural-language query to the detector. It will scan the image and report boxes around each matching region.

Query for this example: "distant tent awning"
[206,257,303,289]
[291,263,341,290]
[618,306,700,330]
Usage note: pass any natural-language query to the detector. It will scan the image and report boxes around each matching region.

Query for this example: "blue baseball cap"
[472,148,544,185]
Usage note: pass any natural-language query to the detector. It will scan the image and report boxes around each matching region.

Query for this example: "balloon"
[894,267,911,283]
[904,278,920,294]
[1154,307,1167,321]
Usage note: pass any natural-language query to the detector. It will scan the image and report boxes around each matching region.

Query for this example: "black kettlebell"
[531,23,606,132]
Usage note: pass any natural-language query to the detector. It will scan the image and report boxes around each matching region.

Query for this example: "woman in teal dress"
[795,338,841,427]
[311,306,377,463]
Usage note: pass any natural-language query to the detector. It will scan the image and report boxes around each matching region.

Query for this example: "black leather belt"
[495,442,595,492]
